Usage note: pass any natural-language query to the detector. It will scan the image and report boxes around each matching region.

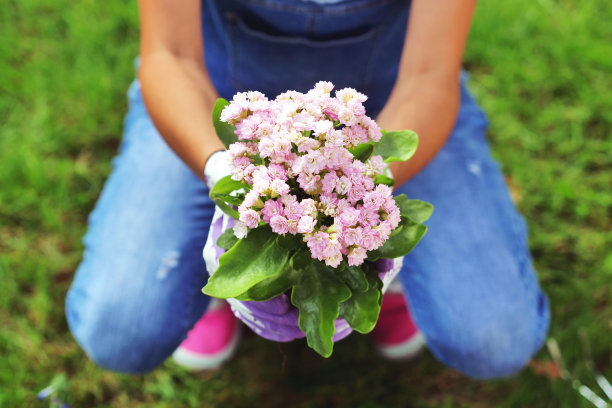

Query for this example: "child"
[66,0,549,378]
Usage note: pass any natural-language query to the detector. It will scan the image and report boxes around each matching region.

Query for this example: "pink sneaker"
[371,292,426,360]
[172,299,241,370]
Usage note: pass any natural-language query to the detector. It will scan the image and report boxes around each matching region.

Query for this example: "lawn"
[1,0,611,407]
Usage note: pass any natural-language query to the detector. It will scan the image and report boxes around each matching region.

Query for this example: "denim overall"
[66,0,550,378]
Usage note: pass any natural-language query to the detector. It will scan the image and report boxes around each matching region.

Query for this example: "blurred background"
[1,0,611,407]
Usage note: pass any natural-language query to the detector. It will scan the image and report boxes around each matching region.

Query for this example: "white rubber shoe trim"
[172,325,241,371]
[376,331,426,361]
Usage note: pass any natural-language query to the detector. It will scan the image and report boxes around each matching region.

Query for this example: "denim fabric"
[66,0,549,377]
[202,0,410,116]
[394,77,550,378]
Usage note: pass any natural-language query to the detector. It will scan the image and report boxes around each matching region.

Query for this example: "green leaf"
[276,234,304,250]
[214,193,243,206]
[291,257,351,357]
[213,199,239,219]
[374,174,395,186]
[349,143,374,162]
[340,273,383,333]
[216,228,239,250]
[367,218,427,260]
[209,175,245,219]
[375,130,418,163]
[235,257,299,301]
[203,226,289,298]
[209,175,244,199]
[394,194,434,224]
[335,265,368,292]
[212,98,238,148]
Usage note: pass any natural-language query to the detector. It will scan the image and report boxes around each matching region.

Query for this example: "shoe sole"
[376,331,426,361]
[172,325,241,371]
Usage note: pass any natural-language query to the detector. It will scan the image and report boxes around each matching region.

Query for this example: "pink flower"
[349,159,368,175]
[361,116,382,142]
[341,226,362,247]
[302,150,325,174]
[297,216,317,234]
[252,175,271,195]
[307,231,330,261]
[293,103,312,119]
[287,218,299,235]
[270,178,290,197]
[313,120,333,138]
[261,199,283,223]
[360,207,380,226]
[300,198,317,217]
[386,207,401,229]
[351,124,370,143]
[241,164,256,184]
[296,136,320,153]
[336,198,352,214]
[363,191,385,210]
[360,227,382,251]
[347,184,366,203]
[335,175,351,195]
[347,246,367,266]
[361,175,375,191]
[297,172,321,194]
[267,163,288,181]
[377,220,393,237]
[321,172,339,195]
[325,252,343,268]
[336,87,367,104]
[231,156,251,181]
[325,129,345,147]
[239,209,260,229]
[255,121,274,139]
[375,184,393,196]
[270,215,289,235]
[258,137,275,159]
[271,137,292,163]
[366,155,386,176]
[323,146,353,170]
[235,115,260,140]
[232,155,250,169]
[220,93,250,124]
[381,196,398,214]
[220,103,246,125]
[338,207,360,227]
[323,235,342,259]
[281,194,298,206]
[314,81,334,94]
[322,99,341,121]
[246,91,269,111]
[319,193,339,216]
[228,142,248,158]
[241,190,264,209]
[233,221,248,239]
[284,200,304,221]
[347,99,366,118]
[338,107,358,127]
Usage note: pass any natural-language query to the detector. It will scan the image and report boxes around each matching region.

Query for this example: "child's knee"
[426,291,550,379]
[65,263,186,373]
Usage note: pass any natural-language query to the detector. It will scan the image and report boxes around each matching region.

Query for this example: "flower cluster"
[222,82,401,267]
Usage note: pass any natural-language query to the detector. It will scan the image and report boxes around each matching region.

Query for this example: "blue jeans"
[66,0,549,378]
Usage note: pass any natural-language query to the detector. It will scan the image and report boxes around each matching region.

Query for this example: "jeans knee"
[428,293,550,379]
[65,285,180,374]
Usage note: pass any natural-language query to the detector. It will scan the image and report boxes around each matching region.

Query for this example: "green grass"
[1,0,611,406]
